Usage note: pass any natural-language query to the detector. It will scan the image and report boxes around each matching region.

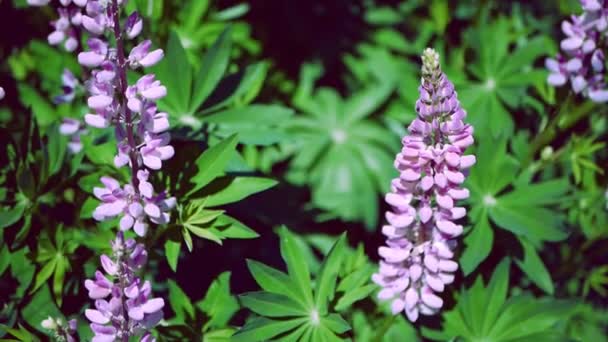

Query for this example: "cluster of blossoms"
[28,0,87,51]
[85,232,162,341]
[41,316,78,342]
[30,0,174,340]
[546,0,608,102]
[372,48,475,322]
[93,171,175,237]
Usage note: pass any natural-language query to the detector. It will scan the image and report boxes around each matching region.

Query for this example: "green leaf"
[158,31,192,113]
[482,258,510,334]
[460,215,494,276]
[322,313,351,334]
[499,179,570,206]
[31,258,57,294]
[52,255,68,305]
[187,134,239,197]
[515,237,554,295]
[214,214,259,239]
[315,233,346,314]
[168,280,195,321]
[203,105,293,145]
[82,136,116,166]
[245,259,304,306]
[337,264,374,291]
[165,239,181,272]
[232,317,308,342]
[191,28,233,111]
[343,85,392,123]
[198,272,239,330]
[278,226,314,308]
[22,285,61,332]
[0,202,26,229]
[239,291,307,317]
[18,84,57,128]
[212,3,249,21]
[489,204,568,243]
[205,177,277,207]
[46,126,67,177]
[334,284,376,311]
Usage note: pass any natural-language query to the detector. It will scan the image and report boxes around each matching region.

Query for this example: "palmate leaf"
[234,228,351,342]
[453,17,555,139]
[462,137,570,291]
[286,78,398,229]
[424,259,576,341]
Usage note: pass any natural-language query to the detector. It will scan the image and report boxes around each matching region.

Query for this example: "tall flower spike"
[546,0,608,102]
[372,48,475,322]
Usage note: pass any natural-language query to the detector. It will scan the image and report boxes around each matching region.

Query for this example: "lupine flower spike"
[546,0,608,102]
[372,48,476,322]
[30,0,174,340]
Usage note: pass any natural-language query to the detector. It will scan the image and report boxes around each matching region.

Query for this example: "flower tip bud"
[421,47,441,75]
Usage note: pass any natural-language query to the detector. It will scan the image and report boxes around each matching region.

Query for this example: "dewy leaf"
[239,291,307,317]
[515,237,555,295]
[187,134,239,197]
[231,317,308,342]
[278,226,314,308]
[460,214,494,276]
[191,27,233,112]
[314,233,347,315]
[204,177,278,207]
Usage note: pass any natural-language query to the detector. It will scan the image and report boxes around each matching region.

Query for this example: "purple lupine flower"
[372,48,475,322]
[32,0,171,339]
[92,174,176,236]
[54,69,79,104]
[546,0,608,102]
[59,118,86,153]
[125,12,143,39]
[47,6,84,52]
[85,232,163,342]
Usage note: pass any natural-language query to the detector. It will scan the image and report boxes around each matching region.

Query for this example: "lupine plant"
[1,0,608,341]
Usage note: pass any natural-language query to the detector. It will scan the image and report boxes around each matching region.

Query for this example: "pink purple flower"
[372,48,475,322]
[546,0,608,102]
[85,233,163,342]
